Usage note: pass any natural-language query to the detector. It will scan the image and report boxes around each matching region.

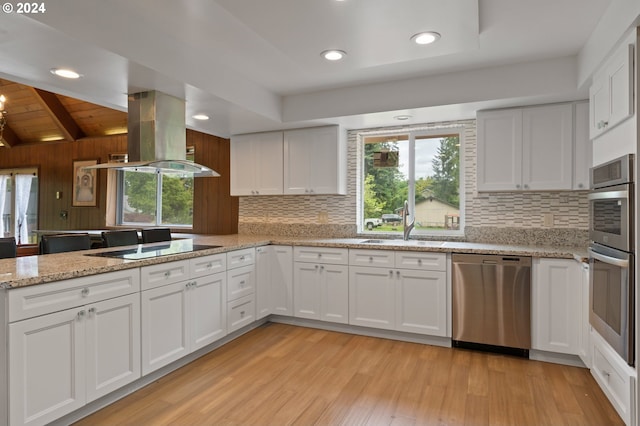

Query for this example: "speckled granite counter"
[0,234,588,289]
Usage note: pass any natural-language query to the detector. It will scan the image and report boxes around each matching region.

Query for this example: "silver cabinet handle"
[81,288,90,297]
[396,271,400,277]
[524,184,529,189]
[320,265,325,271]
[516,184,521,189]
[88,307,96,314]
[417,259,422,265]
[206,262,213,268]
[164,271,171,278]
[77,310,85,319]
[240,310,246,317]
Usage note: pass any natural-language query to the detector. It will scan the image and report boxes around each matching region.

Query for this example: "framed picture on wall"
[72,159,98,207]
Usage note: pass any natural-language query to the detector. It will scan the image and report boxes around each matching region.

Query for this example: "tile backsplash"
[238,119,589,246]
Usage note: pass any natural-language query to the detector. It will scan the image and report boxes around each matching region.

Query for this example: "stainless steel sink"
[358,239,446,247]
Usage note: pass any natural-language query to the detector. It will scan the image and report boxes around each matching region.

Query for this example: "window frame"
[358,126,465,237]
[0,167,39,244]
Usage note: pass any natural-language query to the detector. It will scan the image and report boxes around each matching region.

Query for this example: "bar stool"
[141,228,172,244]
[40,233,91,254]
[102,230,140,247]
[0,237,17,258]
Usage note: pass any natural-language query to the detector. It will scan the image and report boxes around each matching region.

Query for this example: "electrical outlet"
[60,210,68,220]
[543,213,554,227]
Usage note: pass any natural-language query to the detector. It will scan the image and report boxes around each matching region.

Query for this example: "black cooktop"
[89,243,221,260]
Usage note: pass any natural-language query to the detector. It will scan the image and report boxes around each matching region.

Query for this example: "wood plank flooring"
[75,323,624,425]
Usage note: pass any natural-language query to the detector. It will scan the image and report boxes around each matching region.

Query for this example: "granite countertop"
[0,234,588,289]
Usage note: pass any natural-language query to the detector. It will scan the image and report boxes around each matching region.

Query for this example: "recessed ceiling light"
[50,68,82,79]
[192,114,210,121]
[410,31,441,45]
[321,50,347,61]
[394,115,412,121]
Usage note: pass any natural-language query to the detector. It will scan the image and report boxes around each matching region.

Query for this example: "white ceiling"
[0,0,627,138]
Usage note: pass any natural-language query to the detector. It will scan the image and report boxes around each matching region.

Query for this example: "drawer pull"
[88,307,96,314]
[240,280,246,286]
[206,262,213,268]
[239,256,245,261]
[77,310,85,319]
[240,310,246,317]
[81,288,90,297]
[320,265,325,271]
[418,259,422,265]
[164,271,171,278]
[318,253,322,258]
[369,256,373,262]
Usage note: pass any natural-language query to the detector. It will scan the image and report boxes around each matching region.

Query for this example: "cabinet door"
[589,76,609,139]
[141,282,190,375]
[476,109,523,191]
[573,101,591,190]
[395,269,447,336]
[190,272,227,351]
[230,132,284,196]
[522,104,573,190]
[320,264,349,324]
[293,262,321,319]
[607,44,634,129]
[255,246,272,319]
[85,293,141,403]
[9,308,86,426]
[284,126,345,195]
[532,258,581,354]
[271,245,294,316]
[349,266,395,330]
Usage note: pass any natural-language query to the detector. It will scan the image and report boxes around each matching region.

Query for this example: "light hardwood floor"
[75,323,624,425]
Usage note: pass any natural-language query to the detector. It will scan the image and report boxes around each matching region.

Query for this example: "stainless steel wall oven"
[588,154,634,365]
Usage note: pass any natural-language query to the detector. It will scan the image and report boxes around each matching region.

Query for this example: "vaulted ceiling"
[0,78,126,147]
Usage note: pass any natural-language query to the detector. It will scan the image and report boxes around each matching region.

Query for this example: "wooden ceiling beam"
[0,122,21,148]
[29,87,85,141]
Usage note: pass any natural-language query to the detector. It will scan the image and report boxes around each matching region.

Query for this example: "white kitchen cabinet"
[226,248,256,332]
[395,268,447,336]
[142,256,227,375]
[573,101,591,190]
[349,250,448,336]
[590,330,636,426]
[589,43,635,139]
[141,280,190,375]
[532,258,581,355]
[9,292,141,426]
[283,126,347,195]
[256,245,293,319]
[230,131,283,196]
[9,307,86,426]
[477,103,576,192]
[349,265,395,330]
[293,246,349,323]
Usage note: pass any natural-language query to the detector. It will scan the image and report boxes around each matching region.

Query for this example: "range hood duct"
[86,91,219,177]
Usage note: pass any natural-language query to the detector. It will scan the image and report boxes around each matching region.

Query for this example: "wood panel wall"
[0,131,238,234]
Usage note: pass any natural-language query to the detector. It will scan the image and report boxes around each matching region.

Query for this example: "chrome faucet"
[403,200,415,241]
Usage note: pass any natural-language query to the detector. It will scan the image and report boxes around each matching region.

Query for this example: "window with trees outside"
[362,129,463,235]
[117,151,195,228]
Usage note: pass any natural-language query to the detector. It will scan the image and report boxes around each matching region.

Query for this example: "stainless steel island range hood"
[86,90,219,177]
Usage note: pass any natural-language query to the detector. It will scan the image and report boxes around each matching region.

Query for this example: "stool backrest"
[141,228,172,244]
[102,230,139,247]
[40,234,91,254]
[0,237,17,259]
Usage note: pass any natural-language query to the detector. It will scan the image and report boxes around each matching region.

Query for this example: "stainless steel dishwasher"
[452,253,531,357]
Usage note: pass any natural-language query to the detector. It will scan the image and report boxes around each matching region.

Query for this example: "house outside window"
[0,168,38,244]
[361,127,464,236]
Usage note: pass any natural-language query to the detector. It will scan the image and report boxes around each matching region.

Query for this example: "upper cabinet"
[477,103,580,192]
[230,131,284,196]
[589,43,635,139]
[230,125,347,196]
[284,126,347,195]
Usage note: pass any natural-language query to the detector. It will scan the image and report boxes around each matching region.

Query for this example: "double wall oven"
[588,154,634,365]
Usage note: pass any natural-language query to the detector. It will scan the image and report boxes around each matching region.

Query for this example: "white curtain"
[15,174,33,244]
[0,174,7,237]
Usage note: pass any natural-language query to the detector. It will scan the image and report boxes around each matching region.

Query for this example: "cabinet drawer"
[190,253,226,278]
[227,264,255,301]
[227,248,255,269]
[228,294,255,333]
[590,330,634,425]
[8,269,140,322]
[395,251,446,271]
[141,260,190,291]
[349,249,394,268]
[294,246,348,265]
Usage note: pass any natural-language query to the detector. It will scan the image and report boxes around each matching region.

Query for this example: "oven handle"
[588,248,630,268]
[587,190,629,200]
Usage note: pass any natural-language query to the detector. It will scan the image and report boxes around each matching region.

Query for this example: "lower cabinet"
[256,245,293,319]
[531,258,581,354]
[9,293,141,426]
[293,247,349,324]
[226,248,256,333]
[348,250,447,336]
[141,270,226,375]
